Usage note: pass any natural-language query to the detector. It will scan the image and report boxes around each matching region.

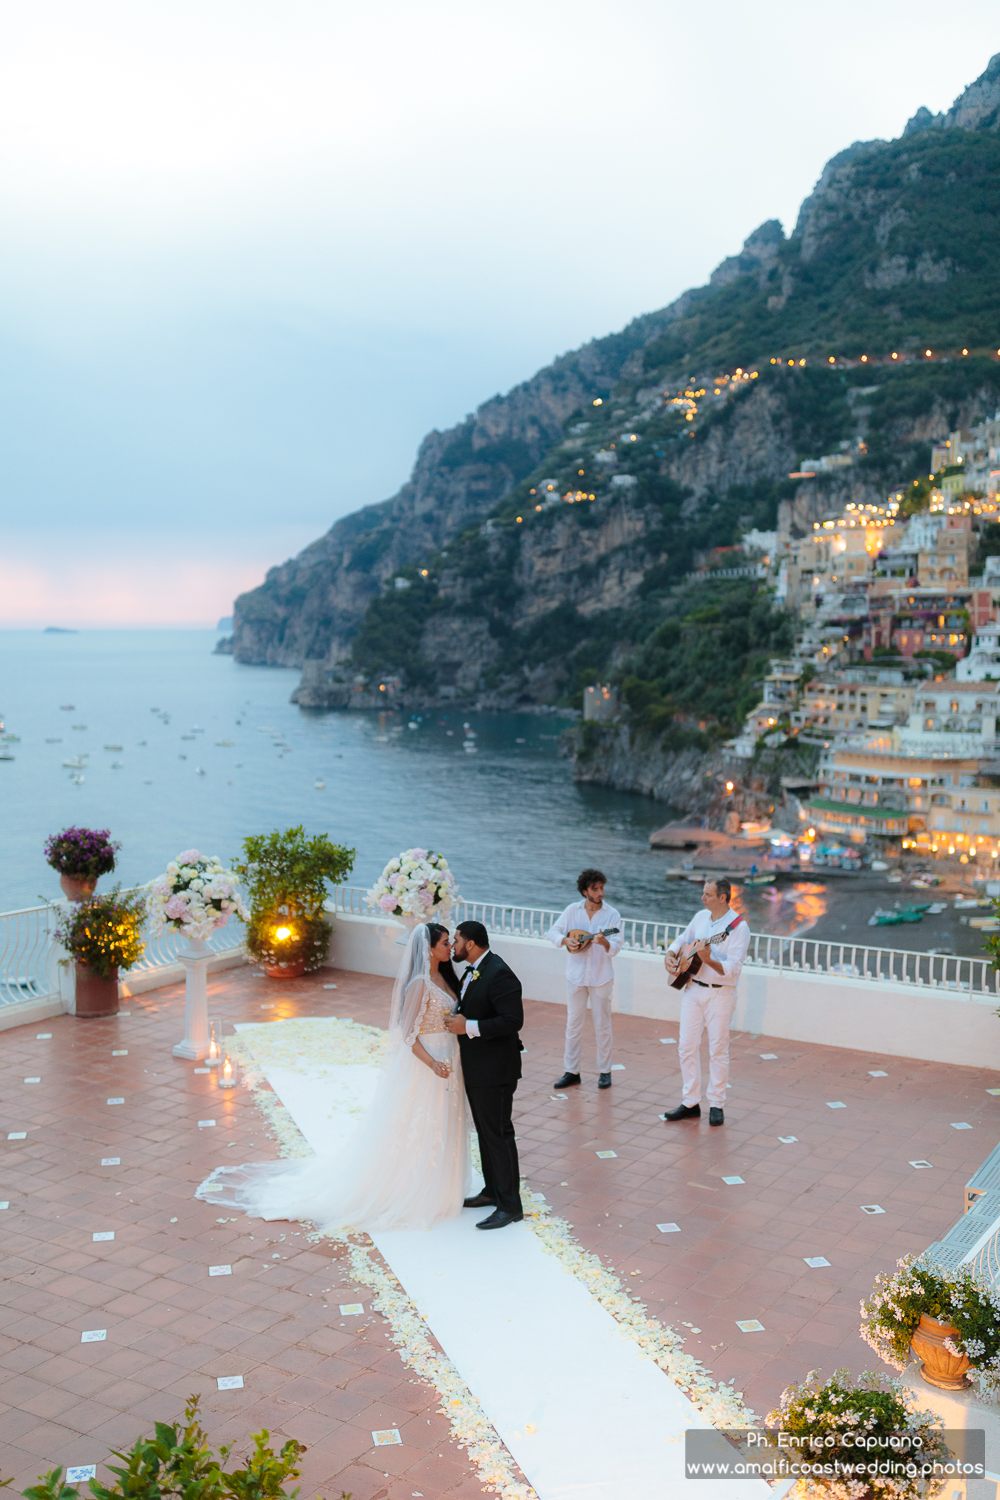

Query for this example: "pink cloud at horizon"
[0,548,271,627]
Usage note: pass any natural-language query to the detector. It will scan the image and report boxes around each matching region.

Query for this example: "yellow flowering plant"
[55,887,146,979]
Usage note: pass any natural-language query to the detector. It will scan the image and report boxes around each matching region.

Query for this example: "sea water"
[0,629,821,934]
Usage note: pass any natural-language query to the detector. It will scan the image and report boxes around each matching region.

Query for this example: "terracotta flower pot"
[60,873,97,902]
[911,1312,972,1390]
[262,959,307,980]
[75,962,119,1018]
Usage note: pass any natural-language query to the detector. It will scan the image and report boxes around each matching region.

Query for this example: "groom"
[445,920,524,1230]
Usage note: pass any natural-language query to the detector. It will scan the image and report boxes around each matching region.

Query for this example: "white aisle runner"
[241,1039,770,1500]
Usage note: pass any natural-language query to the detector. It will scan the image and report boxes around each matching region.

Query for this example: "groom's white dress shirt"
[460,948,490,1039]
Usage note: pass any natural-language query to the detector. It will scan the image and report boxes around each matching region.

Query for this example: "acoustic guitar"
[566,926,620,951]
[667,916,744,990]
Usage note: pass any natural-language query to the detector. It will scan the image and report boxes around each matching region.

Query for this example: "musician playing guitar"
[547,868,622,1092]
[662,878,750,1128]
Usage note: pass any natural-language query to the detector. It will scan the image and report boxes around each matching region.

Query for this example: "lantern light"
[219,1054,238,1089]
[274,925,292,942]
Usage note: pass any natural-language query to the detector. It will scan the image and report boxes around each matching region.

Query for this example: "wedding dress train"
[196,927,471,1233]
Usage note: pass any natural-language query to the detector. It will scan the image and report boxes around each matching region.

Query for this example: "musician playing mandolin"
[547,868,622,1092]
[662,878,750,1127]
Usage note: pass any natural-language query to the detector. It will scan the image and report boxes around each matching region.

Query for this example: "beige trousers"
[678,983,736,1107]
[564,980,614,1073]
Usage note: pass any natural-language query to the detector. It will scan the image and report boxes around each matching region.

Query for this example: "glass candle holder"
[218,1053,238,1089]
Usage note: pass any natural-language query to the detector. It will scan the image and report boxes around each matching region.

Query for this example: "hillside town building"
[730,406,1000,864]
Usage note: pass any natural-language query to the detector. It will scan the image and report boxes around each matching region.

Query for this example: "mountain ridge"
[230,55,1000,728]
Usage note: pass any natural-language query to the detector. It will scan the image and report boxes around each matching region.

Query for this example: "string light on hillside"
[925,349,932,357]
[891,352,898,360]
[593,398,603,406]
[828,356,836,364]
[963,348,969,355]
[861,355,868,363]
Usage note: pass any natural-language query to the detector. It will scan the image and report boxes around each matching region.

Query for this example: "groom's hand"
[445,1015,467,1034]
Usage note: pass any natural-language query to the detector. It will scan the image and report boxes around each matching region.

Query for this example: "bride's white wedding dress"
[195,926,471,1233]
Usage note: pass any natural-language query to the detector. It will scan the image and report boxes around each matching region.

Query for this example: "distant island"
[44,627,77,634]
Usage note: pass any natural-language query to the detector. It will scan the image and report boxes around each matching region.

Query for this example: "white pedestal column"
[173,937,212,1058]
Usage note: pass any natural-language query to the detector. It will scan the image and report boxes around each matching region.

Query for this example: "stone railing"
[329,886,1000,997]
[0,894,245,1013]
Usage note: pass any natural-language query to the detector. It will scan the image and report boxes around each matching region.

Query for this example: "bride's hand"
[433,1060,451,1079]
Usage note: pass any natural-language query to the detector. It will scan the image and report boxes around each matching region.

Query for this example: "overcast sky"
[1,0,995,625]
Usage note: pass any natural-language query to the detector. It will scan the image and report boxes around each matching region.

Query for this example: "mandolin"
[566,926,620,951]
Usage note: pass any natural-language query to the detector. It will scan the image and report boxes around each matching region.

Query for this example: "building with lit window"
[864,587,994,660]
[798,749,1000,860]
[795,671,917,737]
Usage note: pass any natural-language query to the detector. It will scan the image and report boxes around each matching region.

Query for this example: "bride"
[195,922,472,1232]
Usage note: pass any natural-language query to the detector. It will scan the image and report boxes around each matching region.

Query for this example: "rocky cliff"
[233,55,1000,753]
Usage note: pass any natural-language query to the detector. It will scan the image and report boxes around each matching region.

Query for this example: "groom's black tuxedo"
[457,950,523,1218]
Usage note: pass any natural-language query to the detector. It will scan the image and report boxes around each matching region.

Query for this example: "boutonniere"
[470,969,480,983]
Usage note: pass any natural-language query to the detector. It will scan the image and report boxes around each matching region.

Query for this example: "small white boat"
[215,739,234,746]
[71,773,84,784]
[195,766,206,775]
[0,751,14,762]
[314,780,326,790]
[111,761,123,769]
[104,744,122,751]
[62,757,86,768]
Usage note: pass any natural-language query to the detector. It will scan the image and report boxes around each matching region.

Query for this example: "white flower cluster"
[367,847,459,919]
[860,1252,1000,1395]
[146,847,248,943]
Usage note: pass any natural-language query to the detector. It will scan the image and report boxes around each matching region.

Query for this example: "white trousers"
[678,983,736,1107]
[564,980,614,1073]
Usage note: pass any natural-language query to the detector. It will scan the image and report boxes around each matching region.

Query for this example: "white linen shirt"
[547,900,623,986]
[667,907,750,988]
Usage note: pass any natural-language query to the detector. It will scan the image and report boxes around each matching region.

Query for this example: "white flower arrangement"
[367,847,459,920]
[147,848,248,943]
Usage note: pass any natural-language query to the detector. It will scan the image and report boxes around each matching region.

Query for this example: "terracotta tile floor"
[1,963,997,1495]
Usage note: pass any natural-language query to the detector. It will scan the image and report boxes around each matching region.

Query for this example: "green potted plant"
[44,826,121,902]
[762,1366,949,1499]
[860,1252,1000,1394]
[55,887,146,1017]
[11,1394,321,1500]
[236,826,355,979]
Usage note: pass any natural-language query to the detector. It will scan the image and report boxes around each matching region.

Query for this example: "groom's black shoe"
[463,1193,495,1208]
[598,1072,612,1089]
[476,1208,522,1230]
[553,1071,581,1089]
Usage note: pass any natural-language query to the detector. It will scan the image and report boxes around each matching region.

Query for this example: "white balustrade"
[2,885,998,1012]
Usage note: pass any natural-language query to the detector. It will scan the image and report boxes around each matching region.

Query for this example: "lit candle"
[207,1036,220,1067]
[219,1054,237,1088]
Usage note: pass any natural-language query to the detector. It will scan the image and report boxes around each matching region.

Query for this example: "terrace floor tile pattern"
[0,961,996,1494]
